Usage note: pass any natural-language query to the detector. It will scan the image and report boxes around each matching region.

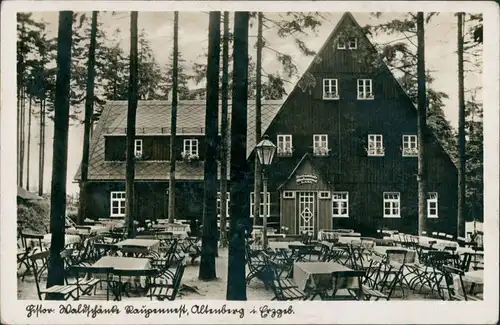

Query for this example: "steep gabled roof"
[277,153,333,190]
[74,100,283,181]
[261,12,458,170]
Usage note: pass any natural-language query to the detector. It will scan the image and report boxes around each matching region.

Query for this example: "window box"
[313,134,329,156]
[277,135,293,157]
[357,79,374,100]
[366,134,384,156]
[183,139,199,162]
[323,79,339,100]
[402,135,418,157]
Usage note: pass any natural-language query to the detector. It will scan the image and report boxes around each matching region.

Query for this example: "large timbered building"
[76,13,460,237]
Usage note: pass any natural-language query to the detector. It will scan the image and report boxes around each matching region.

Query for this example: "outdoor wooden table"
[268,241,304,250]
[293,262,360,300]
[115,238,160,251]
[66,225,109,235]
[92,256,152,299]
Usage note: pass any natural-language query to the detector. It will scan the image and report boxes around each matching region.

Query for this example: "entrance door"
[298,192,315,234]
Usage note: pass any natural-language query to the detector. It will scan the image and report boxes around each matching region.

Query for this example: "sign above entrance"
[296,174,318,185]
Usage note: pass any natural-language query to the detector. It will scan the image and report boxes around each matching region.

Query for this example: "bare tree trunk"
[416,12,427,236]
[457,12,466,239]
[46,10,73,299]
[226,11,250,301]
[19,86,26,188]
[125,12,139,238]
[38,98,45,197]
[26,96,32,190]
[199,11,221,281]
[168,11,179,224]
[77,11,98,225]
[253,12,263,227]
[219,11,230,248]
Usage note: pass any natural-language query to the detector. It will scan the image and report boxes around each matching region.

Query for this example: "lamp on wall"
[255,134,277,249]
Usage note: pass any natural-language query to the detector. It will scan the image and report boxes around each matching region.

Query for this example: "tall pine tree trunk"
[20,86,26,188]
[199,11,221,281]
[226,11,250,301]
[26,96,32,190]
[416,12,427,236]
[168,11,179,224]
[253,12,263,227]
[219,11,229,248]
[125,12,139,238]
[38,98,45,197]
[77,11,98,225]
[46,11,73,299]
[457,12,466,238]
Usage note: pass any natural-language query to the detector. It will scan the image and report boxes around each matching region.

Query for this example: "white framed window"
[283,191,295,199]
[357,79,373,99]
[427,192,438,218]
[110,191,126,217]
[348,38,358,49]
[402,135,418,157]
[277,135,293,156]
[319,191,331,199]
[134,139,143,158]
[337,37,346,49]
[250,192,271,218]
[367,134,384,156]
[323,79,339,100]
[313,134,329,156]
[217,192,230,220]
[383,192,400,218]
[183,139,199,157]
[332,192,349,218]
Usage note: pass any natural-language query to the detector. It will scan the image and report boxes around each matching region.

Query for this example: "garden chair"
[30,250,78,300]
[147,258,187,301]
[69,265,114,300]
[441,265,481,301]
[113,268,158,300]
[245,245,266,285]
[260,253,308,301]
[371,249,407,299]
[318,270,365,301]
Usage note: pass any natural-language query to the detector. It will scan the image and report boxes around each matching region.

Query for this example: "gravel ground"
[17,248,439,301]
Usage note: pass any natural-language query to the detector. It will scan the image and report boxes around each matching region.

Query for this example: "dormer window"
[134,139,143,158]
[367,134,384,156]
[323,79,339,100]
[402,135,418,157]
[313,134,329,156]
[277,135,293,157]
[182,139,199,160]
[348,38,357,49]
[357,79,373,100]
[337,37,357,50]
[337,38,346,49]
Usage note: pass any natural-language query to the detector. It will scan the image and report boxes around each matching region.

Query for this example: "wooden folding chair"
[69,266,114,300]
[147,258,187,301]
[30,250,78,300]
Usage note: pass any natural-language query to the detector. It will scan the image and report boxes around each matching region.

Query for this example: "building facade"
[76,13,460,237]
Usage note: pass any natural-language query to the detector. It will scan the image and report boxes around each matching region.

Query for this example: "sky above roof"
[23,11,482,195]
